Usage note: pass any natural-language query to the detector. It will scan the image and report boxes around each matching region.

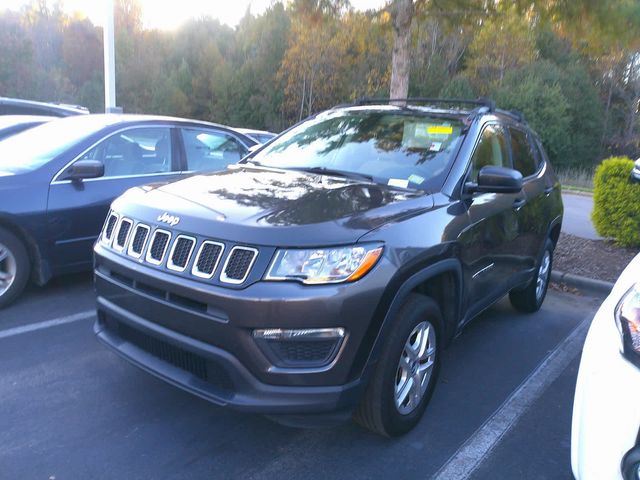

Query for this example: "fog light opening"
[253,328,346,369]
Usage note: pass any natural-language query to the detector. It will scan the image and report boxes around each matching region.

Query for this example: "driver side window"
[79,127,173,178]
[470,124,509,182]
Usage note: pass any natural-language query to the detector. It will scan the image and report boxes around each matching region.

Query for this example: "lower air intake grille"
[221,247,257,283]
[119,322,208,379]
[114,219,132,249]
[129,224,149,256]
[147,230,170,264]
[169,236,195,270]
[193,242,223,277]
[104,214,118,241]
[106,319,234,392]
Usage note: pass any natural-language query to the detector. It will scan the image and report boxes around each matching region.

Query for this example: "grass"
[556,166,595,193]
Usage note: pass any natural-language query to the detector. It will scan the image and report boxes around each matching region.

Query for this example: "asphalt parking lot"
[0,275,603,480]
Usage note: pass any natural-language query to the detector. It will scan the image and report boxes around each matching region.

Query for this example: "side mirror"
[466,166,523,194]
[67,160,104,181]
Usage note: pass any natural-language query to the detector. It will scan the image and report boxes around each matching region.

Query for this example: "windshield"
[250,110,465,190]
[0,116,112,174]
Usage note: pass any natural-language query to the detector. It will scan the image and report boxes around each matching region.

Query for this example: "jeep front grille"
[102,213,119,243]
[113,218,132,251]
[167,235,196,271]
[146,230,171,265]
[192,241,224,278]
[128,224,150,258]
[220,246,258,284]
[103,215,259,285]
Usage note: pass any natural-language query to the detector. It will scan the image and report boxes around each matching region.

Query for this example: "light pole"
[103,0,120,113]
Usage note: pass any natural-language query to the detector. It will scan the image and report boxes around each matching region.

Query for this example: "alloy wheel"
[394,321,437,415]
[0,241,16,298]
[536,249,551,302]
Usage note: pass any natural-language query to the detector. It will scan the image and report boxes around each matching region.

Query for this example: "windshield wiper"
[242,159,262,166]
[289,166,374,183]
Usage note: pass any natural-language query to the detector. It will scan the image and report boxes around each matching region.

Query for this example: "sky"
[4,0,389,29]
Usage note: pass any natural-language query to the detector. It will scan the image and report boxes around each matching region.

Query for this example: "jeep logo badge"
[157,212,180,227]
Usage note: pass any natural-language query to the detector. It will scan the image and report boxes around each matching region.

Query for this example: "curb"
[551,270,614,295]
[561,189,593,197]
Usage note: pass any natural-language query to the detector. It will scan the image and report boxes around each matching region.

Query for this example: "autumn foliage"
[1,0,639,169]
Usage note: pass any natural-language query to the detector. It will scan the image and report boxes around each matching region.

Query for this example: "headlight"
[615,283,640,366]
[265,244,383,284]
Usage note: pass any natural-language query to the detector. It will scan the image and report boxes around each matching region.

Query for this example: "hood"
[112,166,434,247]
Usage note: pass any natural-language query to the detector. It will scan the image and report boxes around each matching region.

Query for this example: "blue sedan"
[0,114,256,307]
[0,115,55,141]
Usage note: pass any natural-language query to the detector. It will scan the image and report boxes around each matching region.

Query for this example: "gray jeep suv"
[92,99,563,436]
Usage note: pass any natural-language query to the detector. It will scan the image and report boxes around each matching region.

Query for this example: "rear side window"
[469,124,509,181]
[509,128,538,177]
[534,137,549,165]
[181,128,247,172]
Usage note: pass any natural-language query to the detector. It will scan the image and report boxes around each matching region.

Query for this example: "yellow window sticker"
[427,125,453,135]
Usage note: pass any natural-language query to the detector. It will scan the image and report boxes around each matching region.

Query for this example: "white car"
[632,158,640,182]
[572,252,640,479]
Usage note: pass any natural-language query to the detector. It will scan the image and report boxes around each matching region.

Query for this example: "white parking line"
[0,310,95,340]
[433,316,591,480]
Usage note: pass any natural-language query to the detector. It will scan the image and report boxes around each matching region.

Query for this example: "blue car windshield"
[0,116,111,174]
[250,109,465,190]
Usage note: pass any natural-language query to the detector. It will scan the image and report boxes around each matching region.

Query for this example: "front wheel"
[509,238,553,313]
[353,294,442,436]
[0,227,30,309]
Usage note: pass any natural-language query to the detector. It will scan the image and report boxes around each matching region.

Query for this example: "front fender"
[348,256,463,382]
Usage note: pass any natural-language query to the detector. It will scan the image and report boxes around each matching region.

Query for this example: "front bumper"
[571,291,640,479]
[94,243,392,414]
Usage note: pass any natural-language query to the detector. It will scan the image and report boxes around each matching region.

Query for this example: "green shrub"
[439,75,475,99]
[592,157,640,247]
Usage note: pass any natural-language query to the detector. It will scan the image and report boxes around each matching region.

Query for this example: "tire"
[0,227,30,309]
[509,238,554,313]
[353,294,442,436]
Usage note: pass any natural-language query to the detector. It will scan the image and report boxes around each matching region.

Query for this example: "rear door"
[46,126,181,271]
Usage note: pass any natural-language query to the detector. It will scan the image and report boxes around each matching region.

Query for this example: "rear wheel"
[0,227,30,309]
[509,238,553,313]
[354,294,442,436]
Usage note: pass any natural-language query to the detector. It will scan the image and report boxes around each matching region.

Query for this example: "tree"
[389,0,414,99]
[0,12,34,96]
[62,18,102,88]
[231,3,291,130]
[494,66,572,166]
[467,5,537,93]
[439,75,475,99]
[409,16,472,97]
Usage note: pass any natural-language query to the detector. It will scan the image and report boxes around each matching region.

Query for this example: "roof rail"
[350,97,496,111]
[495,108,526,123]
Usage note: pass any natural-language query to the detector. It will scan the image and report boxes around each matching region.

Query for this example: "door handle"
[544,186,554,195]
[513,198,527,210]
